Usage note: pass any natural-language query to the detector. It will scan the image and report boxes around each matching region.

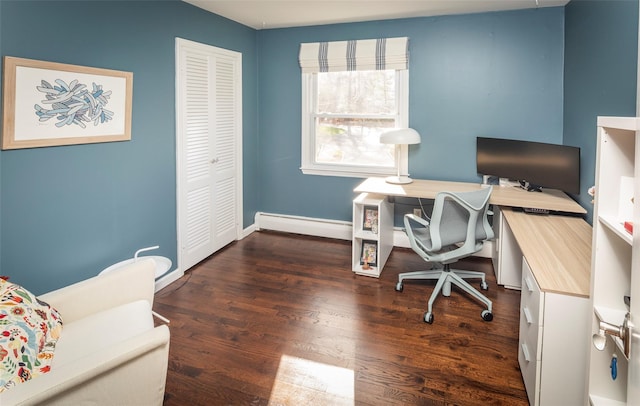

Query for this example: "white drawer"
[520,258,543,326]
[519,302,543,361]
[519,257,545,406]
[519,340,541,406]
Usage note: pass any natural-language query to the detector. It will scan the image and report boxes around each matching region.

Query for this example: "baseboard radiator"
[253,212,493,258]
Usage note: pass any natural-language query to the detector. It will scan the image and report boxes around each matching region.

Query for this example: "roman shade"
[299,37,408,73]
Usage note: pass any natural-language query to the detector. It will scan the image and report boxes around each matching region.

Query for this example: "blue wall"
[0,1,258,294]
[564,0,638,222]
[1,1,638,294]
[258,8,566,222]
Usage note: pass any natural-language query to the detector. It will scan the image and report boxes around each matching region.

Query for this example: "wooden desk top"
[354,177,586,214]
[502,208,592,298]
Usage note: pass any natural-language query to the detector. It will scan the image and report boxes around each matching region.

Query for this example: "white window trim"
[300,69,410,178]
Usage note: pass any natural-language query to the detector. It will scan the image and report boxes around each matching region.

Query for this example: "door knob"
[592,312,632,359]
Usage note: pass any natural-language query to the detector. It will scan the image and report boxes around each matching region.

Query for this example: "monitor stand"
[519,180,542,192]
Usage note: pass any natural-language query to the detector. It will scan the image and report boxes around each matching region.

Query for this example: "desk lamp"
[379,128,421,184]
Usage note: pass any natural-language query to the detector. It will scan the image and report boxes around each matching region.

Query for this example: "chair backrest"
[404,186,493,262]
[431,186,493,248]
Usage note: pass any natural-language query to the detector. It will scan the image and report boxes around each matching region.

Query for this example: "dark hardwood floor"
[154,231,528,405]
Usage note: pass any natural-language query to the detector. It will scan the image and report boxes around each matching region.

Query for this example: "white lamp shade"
[379,128,421,145]
[379,128,421,185]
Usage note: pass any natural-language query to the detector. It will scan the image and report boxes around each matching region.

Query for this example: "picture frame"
[360,240,378,267]
[362,205,378,232]
[2,56,133,150]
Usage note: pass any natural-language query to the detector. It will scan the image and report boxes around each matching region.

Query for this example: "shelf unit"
[352,193,393,277]
[587,116,640,405]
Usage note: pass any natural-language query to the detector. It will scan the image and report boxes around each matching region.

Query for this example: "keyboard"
[523,207,550,215]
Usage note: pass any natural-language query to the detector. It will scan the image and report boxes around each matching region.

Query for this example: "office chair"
[395,186,494,324]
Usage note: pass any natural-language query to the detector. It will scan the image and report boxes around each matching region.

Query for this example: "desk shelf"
[352,193,393,277]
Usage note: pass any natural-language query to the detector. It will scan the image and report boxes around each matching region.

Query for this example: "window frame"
[300,69,409,178]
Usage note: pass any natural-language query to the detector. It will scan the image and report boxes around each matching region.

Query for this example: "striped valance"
[299,37,408,73]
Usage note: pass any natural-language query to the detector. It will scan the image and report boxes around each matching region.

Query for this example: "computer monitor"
[476,137,580,194]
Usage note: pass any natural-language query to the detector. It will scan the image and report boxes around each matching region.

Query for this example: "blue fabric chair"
[396,186,494,324]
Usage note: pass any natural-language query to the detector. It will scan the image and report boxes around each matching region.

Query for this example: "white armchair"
[0,259,170,405]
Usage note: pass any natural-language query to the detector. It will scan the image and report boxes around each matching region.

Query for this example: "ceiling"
[183,0,570,30]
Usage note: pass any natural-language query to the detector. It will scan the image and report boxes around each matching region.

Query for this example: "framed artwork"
[2,56,133,149]
[362,206,378,232]
[360,240,378,267]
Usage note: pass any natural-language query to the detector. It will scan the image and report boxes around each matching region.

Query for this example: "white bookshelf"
[587,116,640,405]
[352,193,393,277]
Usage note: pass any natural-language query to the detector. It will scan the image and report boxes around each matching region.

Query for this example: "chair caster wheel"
[423,312,434,324]
[481,310,493,322]
[395,282,403,292]
[480,281,488,290]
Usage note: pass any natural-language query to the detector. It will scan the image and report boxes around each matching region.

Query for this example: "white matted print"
[2,56,132,149]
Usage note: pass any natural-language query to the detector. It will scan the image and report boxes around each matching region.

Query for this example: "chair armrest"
[404,213,432,255]
[0,325,170,406]
[38,259,156,324]
[404,213,429,227]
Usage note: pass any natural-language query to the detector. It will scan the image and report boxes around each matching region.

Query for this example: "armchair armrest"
[0,325,170,406]
[38,259,156,324]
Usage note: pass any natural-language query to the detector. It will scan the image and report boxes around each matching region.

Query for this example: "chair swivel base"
[395,267,493,324]
[420,308,493,324]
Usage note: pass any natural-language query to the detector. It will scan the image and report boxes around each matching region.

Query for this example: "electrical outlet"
[413,208,422,218]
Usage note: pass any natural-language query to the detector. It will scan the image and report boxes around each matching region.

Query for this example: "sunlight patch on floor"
[269,354,354,405]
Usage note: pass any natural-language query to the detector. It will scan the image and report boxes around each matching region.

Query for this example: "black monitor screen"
[476,137,580,194]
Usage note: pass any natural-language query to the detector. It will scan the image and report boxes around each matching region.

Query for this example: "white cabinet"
[518,257,590,406]
[587,117,640,405]
[498,207,591,404]
[352,193,393,277]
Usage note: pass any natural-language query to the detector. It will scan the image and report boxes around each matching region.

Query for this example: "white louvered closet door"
[176,38,243,271]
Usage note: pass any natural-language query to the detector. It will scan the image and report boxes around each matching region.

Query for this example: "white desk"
[353,177,592,405]
[354,177,587,214]
[353,177,589,278]
[500,207,591,296]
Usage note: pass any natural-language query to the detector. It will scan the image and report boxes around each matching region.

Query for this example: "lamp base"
[385,175,413,184]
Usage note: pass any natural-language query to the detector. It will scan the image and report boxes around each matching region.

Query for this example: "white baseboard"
[155,268,184,292]
[253,212,493,258]
[242,223,258,239]
[254,212,352,240]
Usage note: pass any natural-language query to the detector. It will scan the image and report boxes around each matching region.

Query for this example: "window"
[299,38,409,178]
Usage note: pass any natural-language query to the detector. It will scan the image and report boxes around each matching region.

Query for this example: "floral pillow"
[0,279,63,392]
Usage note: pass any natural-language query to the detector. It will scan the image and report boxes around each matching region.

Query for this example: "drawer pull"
[524,276,534,292]
[523,307,533,325]
[521,343,531,362]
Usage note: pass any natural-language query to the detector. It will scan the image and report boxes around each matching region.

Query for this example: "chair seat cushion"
[52,300,153,368]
